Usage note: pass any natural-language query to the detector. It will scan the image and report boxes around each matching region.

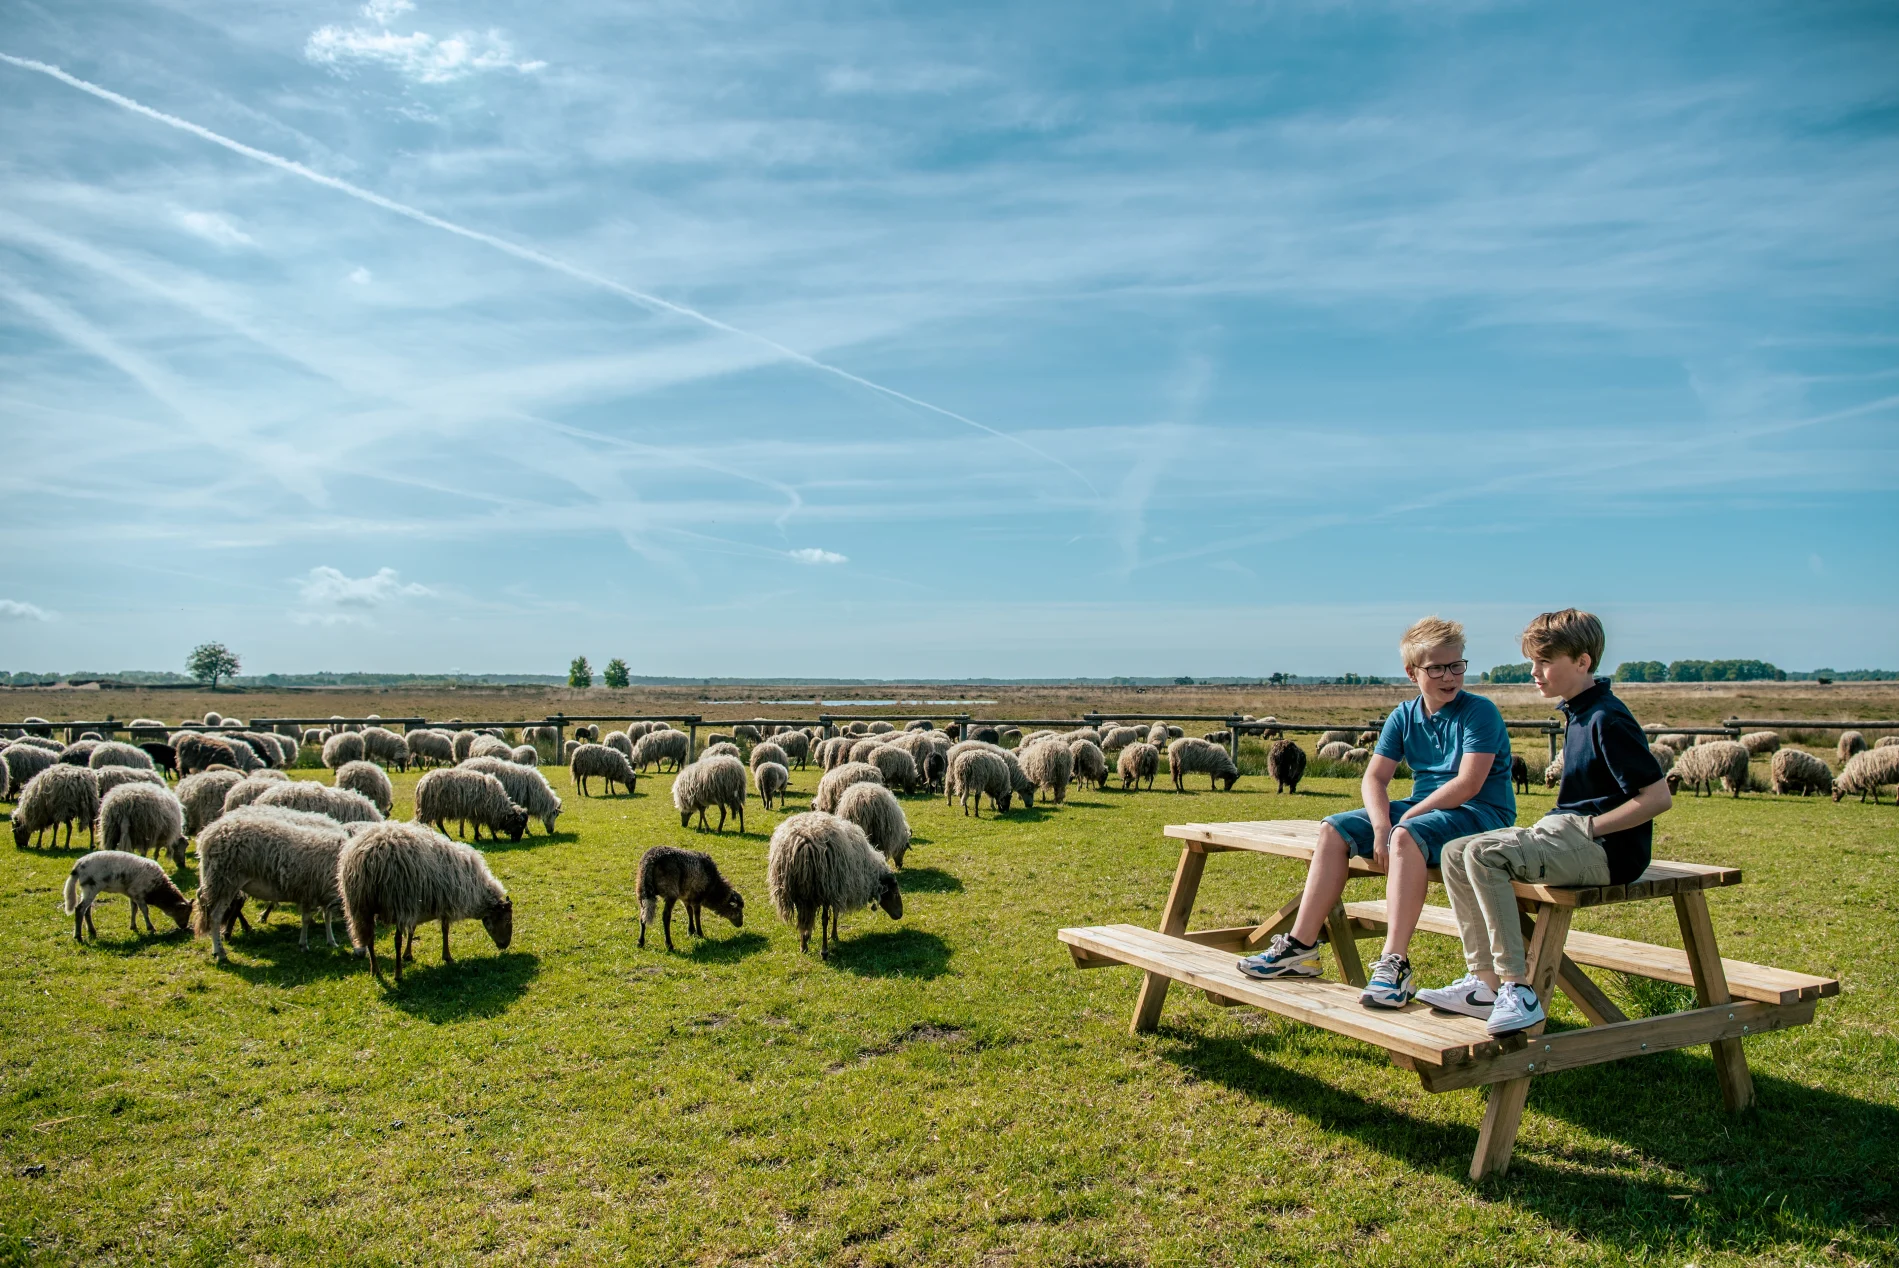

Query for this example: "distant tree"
[568,655,594,688]
[602,657,630,689]
[187,642,241,689]
[1615,660,1667,683]
[1483,662,1534,684]
[1175,676,1195,685]
[1269,672,1288,686]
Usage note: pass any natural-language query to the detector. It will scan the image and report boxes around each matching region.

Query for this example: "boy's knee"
[1389,826,1425,861]
[1317,822,1349,855]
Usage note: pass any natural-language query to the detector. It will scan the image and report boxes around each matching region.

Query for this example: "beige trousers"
[1441,813,1611,980]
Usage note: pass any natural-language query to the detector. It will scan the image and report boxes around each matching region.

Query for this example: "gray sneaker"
[1236,934,1323,980]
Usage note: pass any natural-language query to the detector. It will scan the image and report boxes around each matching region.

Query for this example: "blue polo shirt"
[1374,690,1516,820]
[1557,678,1667,884]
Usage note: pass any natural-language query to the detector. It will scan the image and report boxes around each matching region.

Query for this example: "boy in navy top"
[1238,616,1516,1009]
[1419,609,1672,1036]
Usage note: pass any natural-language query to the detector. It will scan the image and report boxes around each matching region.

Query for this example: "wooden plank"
[1342,901,1838,1007]
[1180,926,1256,951]
[1675,890,1757,1112]
[1130,847,1206,1035]
[1556,957,1627,1027]
[1419,1000,1812,1092]
[1060,925,1493,1066]
[1470,902,1572,1179]
[1244,897,1304,950]
[1324,900,1367,987]
[1067,943,1121,969]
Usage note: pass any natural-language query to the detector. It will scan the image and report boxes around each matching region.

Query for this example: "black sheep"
[1268,739,1307,794]
[636,845,745,951]
[139,742,179,779]
[1511,753,1530,795]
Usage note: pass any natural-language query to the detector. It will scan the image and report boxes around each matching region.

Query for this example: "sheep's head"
[876,873,903,920]
[501,805,530,842]
[1830,784,1845,802]
[714,888,745,928]
[1666,771,1684,794]
[11,815,28,849]
[482,898,514,949]
[162,894,194,929]
[1219,770,1239,791]
[541,810,561,834]
[995,790,1012,814]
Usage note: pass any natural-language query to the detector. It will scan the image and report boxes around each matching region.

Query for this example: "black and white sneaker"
[1485,983,1546,1036]
[1359,953,1416,1008]
[1418,973,1498,1019]
[1236,934,1323,980]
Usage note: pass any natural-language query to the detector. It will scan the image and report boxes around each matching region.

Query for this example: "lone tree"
[602,657,630,689]
[187,642,241,690]
[568,655,594,688]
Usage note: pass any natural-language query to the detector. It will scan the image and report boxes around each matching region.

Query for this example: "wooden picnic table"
[1059,820,1837,1178]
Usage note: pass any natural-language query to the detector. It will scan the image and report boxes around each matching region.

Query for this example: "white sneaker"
[1418,973,1497,1019]
[1485,983,1546,1036]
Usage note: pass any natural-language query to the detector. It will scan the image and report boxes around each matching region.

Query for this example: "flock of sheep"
[4,706,1894,981]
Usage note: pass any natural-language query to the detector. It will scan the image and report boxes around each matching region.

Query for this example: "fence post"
[1547,722,1559,766]
[1225,714,1241,763]
[550,713,565,754]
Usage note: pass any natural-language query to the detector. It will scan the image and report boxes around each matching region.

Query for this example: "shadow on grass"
[897,867,963,894]
[75,924,194,956]
[13,839,100,858]
[218,921,372,984]
[477,829,574,853]
[1157,1024,1899,1258]
[828,928,951,979]
[383,950,540,1022]
[686,930,770,963]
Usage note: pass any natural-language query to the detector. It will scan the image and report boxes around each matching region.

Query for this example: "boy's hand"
[1370,825,1391,873]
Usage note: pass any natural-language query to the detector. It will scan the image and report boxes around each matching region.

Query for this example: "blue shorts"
[1323,799,1514,868]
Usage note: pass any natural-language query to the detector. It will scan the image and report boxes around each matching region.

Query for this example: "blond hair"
[1399,616,1465,671]
[1521,609,1605,673]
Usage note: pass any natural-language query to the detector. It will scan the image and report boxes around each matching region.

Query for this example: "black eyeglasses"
[1419,660,1468,680]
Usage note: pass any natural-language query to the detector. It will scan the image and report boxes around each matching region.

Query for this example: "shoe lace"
[1369,953,1407,986]
[1267,934,1297,957]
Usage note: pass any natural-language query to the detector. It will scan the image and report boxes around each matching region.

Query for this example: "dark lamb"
[1268,739,1307,794]
[636,845,745,951]
[139,742,179,779]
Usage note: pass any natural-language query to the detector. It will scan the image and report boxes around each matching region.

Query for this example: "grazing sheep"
[340,821,513,985]
[845,722,869,737]
[1511,753,1531,793]
[1317,741,1353,761]
[1654,733,1693,751]
[571,743,639,797]
[1771,748,1833,797]
[1740,731,1781,757]
[1069,739,1108,791]
[357,727,409,771]
[847,738,882,766]
[1316,729,1352,750]
[865,721,893,735]
[754,761,789,810]
[192,806,352,960]
[866,745,920,794]
[255,780,386,826]
[11,735,62,753]
[636,845,745,950]
[1202,729,1233,746]
[944,741,1035,806]
[766,812,902,957]
[88,741,154,772]
[749,741,789,772]
[222,771,292,813]
[65,850,192,942]
[1118,742,1160,792]
[12,765,100,848]
[1544,757,1565,787]
[1097,726,1141,755]
[302,728,328,747]
[1342,747,1371,764]
[632,729,690,773]
[1833,747,1899,804]
[1167,737,1239,792]
[905,719,934,732]
[624,721,656,743]
[60,740,102,767]
[1839,731,1867,762]
[1267,740,1306,794]
[672,755,748,833]
[1877,736,1899,750]
[1648,744,1677,773]
[4,741,60,793]
[203,712,223,727]
[1666,741,1750,798]
[335,761,395,816]
[970,726,1002,746]
[950,748,1013,816]
[401,730,451,769]
[233,732,289,768]
[451,731,480,763]
[460,756,564,834]
[413,769,528,842]
[508,745,539,766]
[570,724,598,743]
[923,751,947,793]
[126,719,169,739]
[814,761,884,814]
[1358,730,1379,748]
[322,732,367,770]
[135,742,179,780]
[1020,739,1074,804]
[466,735,514,762]
[563,739,581,762]
[818,736,856,770]
[701,741,742,762]
[96,766,166,799]
[835,781,912,867]
[776,731,810,769]
[733,724,763,745]
[96,782,187,868]
[605,731,634,762]
[703,733,735,753]
[178,769,246,835]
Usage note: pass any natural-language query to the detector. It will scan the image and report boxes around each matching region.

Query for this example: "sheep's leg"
[366,921,386,985]
[85,904,99,941]
[299,911,312,951]
[736,803,744,834]
[441,918,453,965]
[325,911,337,948]
[661,897,678,950]
[390,926,403,984]
[73,897,87,943]
[208,905,228,963]
[716,805,727,833]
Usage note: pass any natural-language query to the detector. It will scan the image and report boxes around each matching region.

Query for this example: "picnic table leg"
[1130,845,1207,1035]
[1324,900,1367,988]
[1673,890,1756,1112]
[1517,908,1627,1027]
[1471,903,1574,1180]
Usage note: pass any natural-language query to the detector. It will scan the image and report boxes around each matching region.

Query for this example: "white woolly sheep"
[563,739,581,761]
[1342,747,1371,764]
[1145,722,1169,747]
[255,779,385,826]
[60,740,103,766]
[702,741,741,761]
[624,721,656,742]
[814,761,883,814]
[1358,730,1378,747]
[466,735,514,762]
[303,728,329,748]
[776,731,810,768]
[1317,729,1354,748]
[754,761,789,810]
[4,741,59,793]
[672,754,748,833]
[1740,731,1780,756]
[1268,740,1305,794]
[222,771,292,814]
[193,806,353,960]
[358,727,410,770]
[866,745,920,794]
[1648,743,1677,773]
[573,725,600,743]
[905,719,934,732]
[834,781,912,867]
[1878,736,1899,749]
[605,731,634,761]
[1098,725,1142,755]
[1771,748,1833,797]
[750,741,789,772]
[1020,739,1074,804]
[571,743,638,796]
[340,821,513,985]
[766,811,902,957]
[96,781,186,868]
[949,748,1012,816]
[733,724,762,745]
[1654,733,1692,750]
[12,765,99,848]
[88,741,154,772]
[65,850,192,942]
[1069,739,1107,791]
[322,732,366,770]
[632,729,689,773]
[178,769,245,835]
[1167,737,1239,792]
[335,760,395,815]
[1317,741,1353,761]
[1839,731,1867,761]
[1119,742,1159,792]
[867,721,894,735]
[413,769,528,842]
[96,766,166,799]
[948,740,1034,806]
[1544,756,1565,787]
[1833,746,1899,803]
[452,731,480,763]
[459,756,564,834]
[203,712,223,726]
[509,744,539,766]
[1666,741,1750,798]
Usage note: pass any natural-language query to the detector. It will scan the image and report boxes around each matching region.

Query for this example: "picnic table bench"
[1059,820,1837,1178]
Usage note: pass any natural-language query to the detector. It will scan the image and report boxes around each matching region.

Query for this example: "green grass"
[2,763,1894,1267]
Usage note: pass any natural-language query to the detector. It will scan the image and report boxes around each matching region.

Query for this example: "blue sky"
[1,0,1895,679]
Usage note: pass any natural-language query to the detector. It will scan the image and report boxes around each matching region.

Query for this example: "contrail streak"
[0,52,1099,495]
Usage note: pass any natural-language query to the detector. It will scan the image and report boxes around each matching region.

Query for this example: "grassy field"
[1,751,1895,1266]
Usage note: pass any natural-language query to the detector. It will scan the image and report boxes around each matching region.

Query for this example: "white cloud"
[789,548,848,565]
[348,266,373,285]
[295,566,432,622]
[305,2,546,84]
[0,599,51,621]
[173,210,253,248]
